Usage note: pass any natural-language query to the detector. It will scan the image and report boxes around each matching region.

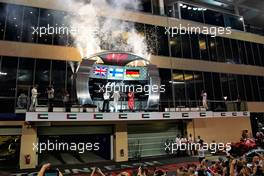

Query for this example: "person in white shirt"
[111,91,120,112]
[201,90,208,110]
[29,85,38,112]
[198,143,205,163]
[102,91,110,112]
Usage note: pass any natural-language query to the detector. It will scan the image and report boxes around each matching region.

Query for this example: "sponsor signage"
[67,114,77,119]
[163,113,170,118]
[94,114,103,119]
[38,114,48,119]
[26,111,250,122]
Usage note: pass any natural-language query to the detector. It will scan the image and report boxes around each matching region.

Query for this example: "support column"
[186,120,195,139]
[113,123,128,162]
[19,123,38,169]
[234,4,240,16]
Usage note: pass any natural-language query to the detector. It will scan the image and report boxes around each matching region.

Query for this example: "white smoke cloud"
[61,0,150,59]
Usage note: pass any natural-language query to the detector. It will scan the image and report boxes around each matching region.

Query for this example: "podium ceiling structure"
[75,51,160,109]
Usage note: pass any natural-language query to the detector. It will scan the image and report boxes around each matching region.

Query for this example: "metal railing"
[159,100,247,112]
[19,97,248,113]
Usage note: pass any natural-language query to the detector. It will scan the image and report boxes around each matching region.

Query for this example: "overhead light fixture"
[182,5,187,8]
[179,3,183,7]
[239,17,243,21]
[202,8,207,11]
[169,81,185,84]
[188,7,192,10]
[198,8,202,11]
[193,8,198,11]
[0,72,7,76]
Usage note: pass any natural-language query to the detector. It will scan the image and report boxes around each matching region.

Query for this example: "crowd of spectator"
[176,154,263,176]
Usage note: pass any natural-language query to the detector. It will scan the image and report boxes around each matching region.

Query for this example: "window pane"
[212,73,222,100]
[190,34,200,59]
[237,40,248,64]
[220,74,231,100]
[145,24,157,55]
[252,43,261,66]
[184,71,196,106]
[223,38,232,63]
[0,98,15,113]
[208,36,217,61]
[203,72,214,100]
[139,0,152,13]
[156,26,169,56]
[164,1,179,18]
[199,34,209,60]
[38,9,54,44]
[216,37,225,62]
[152,0,161,15]
[223,14,244,31]
[243,75,254,101]
[251,76,260,101]
[228,74,238,101]
[159,68,173,108]
[193,71,204,102]
[5,4,23,41]
[135,22,145,35]
[258,77,264,101]
[51,61,66,100]
[35,60,51,100]
[259,44,264,67]
[181,33,191,58]
[53,11,68,46]
[173,70,186,106]
[231,39,241,64]
[17,58,35,85]
[204,9,224,27]
[0,57,18,97]
[237,75,246,101]
[22,7,39,43]
[170,34,182,57]
[245,42,254,65]
[180,4,204,23]
[67,61,76,102]
[0,3,7,40]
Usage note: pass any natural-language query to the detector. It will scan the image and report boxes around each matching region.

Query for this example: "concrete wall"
[19,124,38,169]
[247,102,264,112]
[114,123,128,162]
[187,117,252,144]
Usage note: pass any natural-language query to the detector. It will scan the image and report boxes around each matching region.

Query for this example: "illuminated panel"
[103,53,129,65]
[106,53,129,61]
[89,64,147,80]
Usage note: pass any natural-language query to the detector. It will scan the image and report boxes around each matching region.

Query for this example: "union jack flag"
[93,66,108,78]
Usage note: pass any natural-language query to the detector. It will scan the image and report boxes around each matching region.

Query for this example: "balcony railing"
[17,98,248,114]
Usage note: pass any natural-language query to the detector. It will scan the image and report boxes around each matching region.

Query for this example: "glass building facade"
[0,56,263,113]
[0,0,262,170]
[0,1,263,113]
[0,3,263,67]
